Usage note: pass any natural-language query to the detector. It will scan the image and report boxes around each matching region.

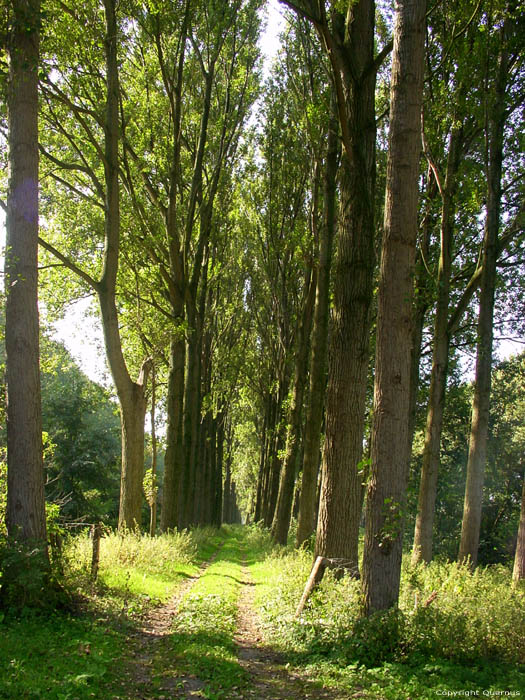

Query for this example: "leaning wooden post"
[296,556,360,616]
[296,556,328,616]
[91,522,103,581]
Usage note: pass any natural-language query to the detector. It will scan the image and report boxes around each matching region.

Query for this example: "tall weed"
[254,547,525,666]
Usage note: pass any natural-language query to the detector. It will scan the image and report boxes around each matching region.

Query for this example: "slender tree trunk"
[296,107,338,548]
[314,0,376,568]
[161,334,186,530]
[181,314,202,527]
[5,0,47,547]
[216,412,226,526]
[210,415,222,528]
[513,472,525,584]
[407,175,435,450]
[272,270,316,544]
[254,400,269,523]
[99,0,152,530]
[264,426,286,528]
[362,0,426,614]
[412,128,462,564]
[149,367,158,537]
[458,26,508,567]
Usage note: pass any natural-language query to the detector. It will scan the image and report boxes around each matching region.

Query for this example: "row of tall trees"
[236,0,524,607]
[1,0,524,615]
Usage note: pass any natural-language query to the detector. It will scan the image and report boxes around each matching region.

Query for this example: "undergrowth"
[248,530,525,698]
[0,526,224,699]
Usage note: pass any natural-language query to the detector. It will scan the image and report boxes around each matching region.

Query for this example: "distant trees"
[40,338,121,523]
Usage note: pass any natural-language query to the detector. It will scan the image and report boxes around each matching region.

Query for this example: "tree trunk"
[113,371,149,530]
[5,0,47,547]
[99,0,151,530]
[458,24,508,567]
[161,334,186,530]
[513,472,525,584]
[407,174,435,451]
[362,0,426,614]
[296,105,338,548]
[272,270,316,544]
[412,128,462,565]
[254,398,270,522]
[314,0,376,569]
[149,366,158,537]
[181,317,202,527]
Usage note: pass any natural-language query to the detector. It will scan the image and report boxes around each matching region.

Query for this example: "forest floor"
[1,526,523,700]
[119,534,348,700]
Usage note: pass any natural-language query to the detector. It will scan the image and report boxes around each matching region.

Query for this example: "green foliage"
[400,558,525,664]
[251,544,525,689]
[0,612,126,700]
[142,467,158,507]
[40,337,121,523]
[0,526,224,699]
[0,537,50,611]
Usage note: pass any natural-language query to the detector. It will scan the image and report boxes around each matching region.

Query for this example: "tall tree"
[295,103,338,548]
[362,0,426,614]
[458,12,515,566]
[283,0,380,571]
[3,0,47,547]
[38,0,152,530]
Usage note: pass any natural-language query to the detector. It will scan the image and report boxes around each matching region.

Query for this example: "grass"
[2,525,524,700]
[248,532,525,699]
[166,526,249,698]
[0,526,227,700]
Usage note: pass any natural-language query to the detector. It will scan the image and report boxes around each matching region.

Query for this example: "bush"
[400,558,525,664]
[0,536,51,611]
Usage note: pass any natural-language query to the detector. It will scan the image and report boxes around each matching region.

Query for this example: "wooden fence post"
[91,522,102,581]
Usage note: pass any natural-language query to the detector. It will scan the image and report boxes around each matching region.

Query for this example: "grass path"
[119,540,226,699]
[118,526,349,700]
[233,557,348,700]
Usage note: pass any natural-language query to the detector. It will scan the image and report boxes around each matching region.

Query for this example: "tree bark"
[160,334,186,530]
[412,127,462,564]
[272,269,316,544]
[149,366,158,537]
[458,22,509,567]
[513,472,525,584]
[5,0,48,547]
[100,0,150,530]
[362,0,426,614]
[314,0,377,569]
[296,105,338,548]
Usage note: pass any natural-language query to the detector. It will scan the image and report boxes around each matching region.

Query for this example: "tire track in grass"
[165,530,249,699]
[233,551,349,700]
[117,538,227,700]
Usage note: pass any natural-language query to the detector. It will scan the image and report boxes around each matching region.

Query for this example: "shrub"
[400,558,525,664]
[0,536,50,611]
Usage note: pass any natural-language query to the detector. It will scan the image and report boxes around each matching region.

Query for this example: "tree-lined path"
[1,0,524,697]
[117,527,347,700]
